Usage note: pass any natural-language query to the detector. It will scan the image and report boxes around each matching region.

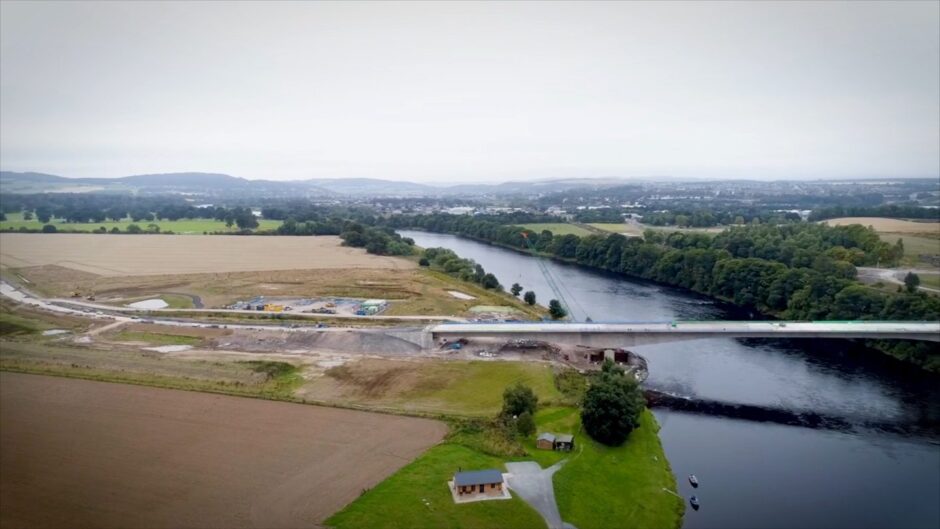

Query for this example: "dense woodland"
[388,213,940,371]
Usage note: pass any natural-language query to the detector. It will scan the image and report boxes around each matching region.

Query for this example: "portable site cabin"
[453,469,504,497]
[536,433,556,450]
[360,299,387,314]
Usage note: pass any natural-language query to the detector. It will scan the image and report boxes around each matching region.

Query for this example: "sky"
[1,1,938,183]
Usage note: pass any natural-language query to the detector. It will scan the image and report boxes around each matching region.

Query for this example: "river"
[400,230,940,529]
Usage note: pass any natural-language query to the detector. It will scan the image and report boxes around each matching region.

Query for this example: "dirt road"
[0,372,446,529]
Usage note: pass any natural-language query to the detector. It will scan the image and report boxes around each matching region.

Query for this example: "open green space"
[548,409,683,529]
[517,223,594,236]
[0,212,281,233]
[328,403,682,529]
[326,443,547,529]
[880,233,940,268]
[312,359,564,416]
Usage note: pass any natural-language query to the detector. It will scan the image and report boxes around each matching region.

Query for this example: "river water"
[400,230,940,529]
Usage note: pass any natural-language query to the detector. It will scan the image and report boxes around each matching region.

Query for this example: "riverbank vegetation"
[388,214,940,371]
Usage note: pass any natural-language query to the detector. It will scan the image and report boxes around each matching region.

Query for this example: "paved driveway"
[505,461,577,529]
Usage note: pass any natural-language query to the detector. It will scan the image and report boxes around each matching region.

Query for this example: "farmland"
[820,217,940,268]
[0,233,539,318]
[0,211,281,233]
[517,223,594,236]
[0,233,411,275]
[0,372,446,529]
[821,217,940,234]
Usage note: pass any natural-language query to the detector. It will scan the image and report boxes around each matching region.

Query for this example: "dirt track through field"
[0,233,413,276]
[0,372,446,529]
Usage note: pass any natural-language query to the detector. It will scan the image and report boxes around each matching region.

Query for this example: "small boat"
[688,474,699,488]
[689,495,700,510]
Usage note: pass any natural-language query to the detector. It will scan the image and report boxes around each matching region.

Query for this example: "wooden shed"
[536,433,556,450]
[554,433,575,452]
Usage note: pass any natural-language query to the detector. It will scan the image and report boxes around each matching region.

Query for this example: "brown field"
[0,233,413,276]
[0,372,446,529]
[822,217,940,234]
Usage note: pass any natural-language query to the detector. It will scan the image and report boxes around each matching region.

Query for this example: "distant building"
[452,469,505,498]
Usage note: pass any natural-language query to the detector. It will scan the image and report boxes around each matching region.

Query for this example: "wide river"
[401,231,940,529]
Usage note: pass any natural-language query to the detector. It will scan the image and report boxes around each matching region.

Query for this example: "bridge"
[427,321,940,348]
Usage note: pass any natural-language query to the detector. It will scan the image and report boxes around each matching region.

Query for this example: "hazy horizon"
[2,1,938,183]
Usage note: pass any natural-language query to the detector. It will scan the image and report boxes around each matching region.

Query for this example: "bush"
[516,411,535,437]
[41,224,57,233]
[419,257,430,266]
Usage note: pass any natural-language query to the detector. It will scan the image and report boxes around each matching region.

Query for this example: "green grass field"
[326,443,547,529]
[0,212,281,234]
[328,404,683,529]
[547,409,684,529]
[880,233,940,268]
[517,223,594,237]
[312,359,564,416]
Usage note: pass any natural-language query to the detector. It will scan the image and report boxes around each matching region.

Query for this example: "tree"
[22,211,33,220]
[500,382,538,419]
[516,411,535,437]
[548,299,567,319]
[511,283,523,297]
[41,224,56,233]
[126,223,142,234]
[35,206,52,223]
[419,257,430,267]
[905,272,921,293]
[481,273,499,289]
[523,290,536,305]
[581,360,645,446]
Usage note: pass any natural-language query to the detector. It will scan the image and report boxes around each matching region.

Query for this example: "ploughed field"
[0,233,413,275]
[0,372,446,529]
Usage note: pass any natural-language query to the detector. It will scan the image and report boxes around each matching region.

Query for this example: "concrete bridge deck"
[429,321,940,348]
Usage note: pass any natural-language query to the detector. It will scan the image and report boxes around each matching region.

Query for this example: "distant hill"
[305,178,437,196]
[0,171,659,197]
[0,171,334,197]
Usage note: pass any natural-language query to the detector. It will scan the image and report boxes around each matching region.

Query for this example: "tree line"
[388,213,940,371]
[809,204,940,221]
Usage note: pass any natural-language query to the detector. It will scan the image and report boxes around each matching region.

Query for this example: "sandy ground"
[0,233,413,276]
[0,372,446,529]
[822,217,940,234]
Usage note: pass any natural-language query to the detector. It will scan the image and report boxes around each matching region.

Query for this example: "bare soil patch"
[0,233,413,276]
[0,372,446,529]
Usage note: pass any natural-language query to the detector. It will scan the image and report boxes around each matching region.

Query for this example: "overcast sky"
[1,1,938,182]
